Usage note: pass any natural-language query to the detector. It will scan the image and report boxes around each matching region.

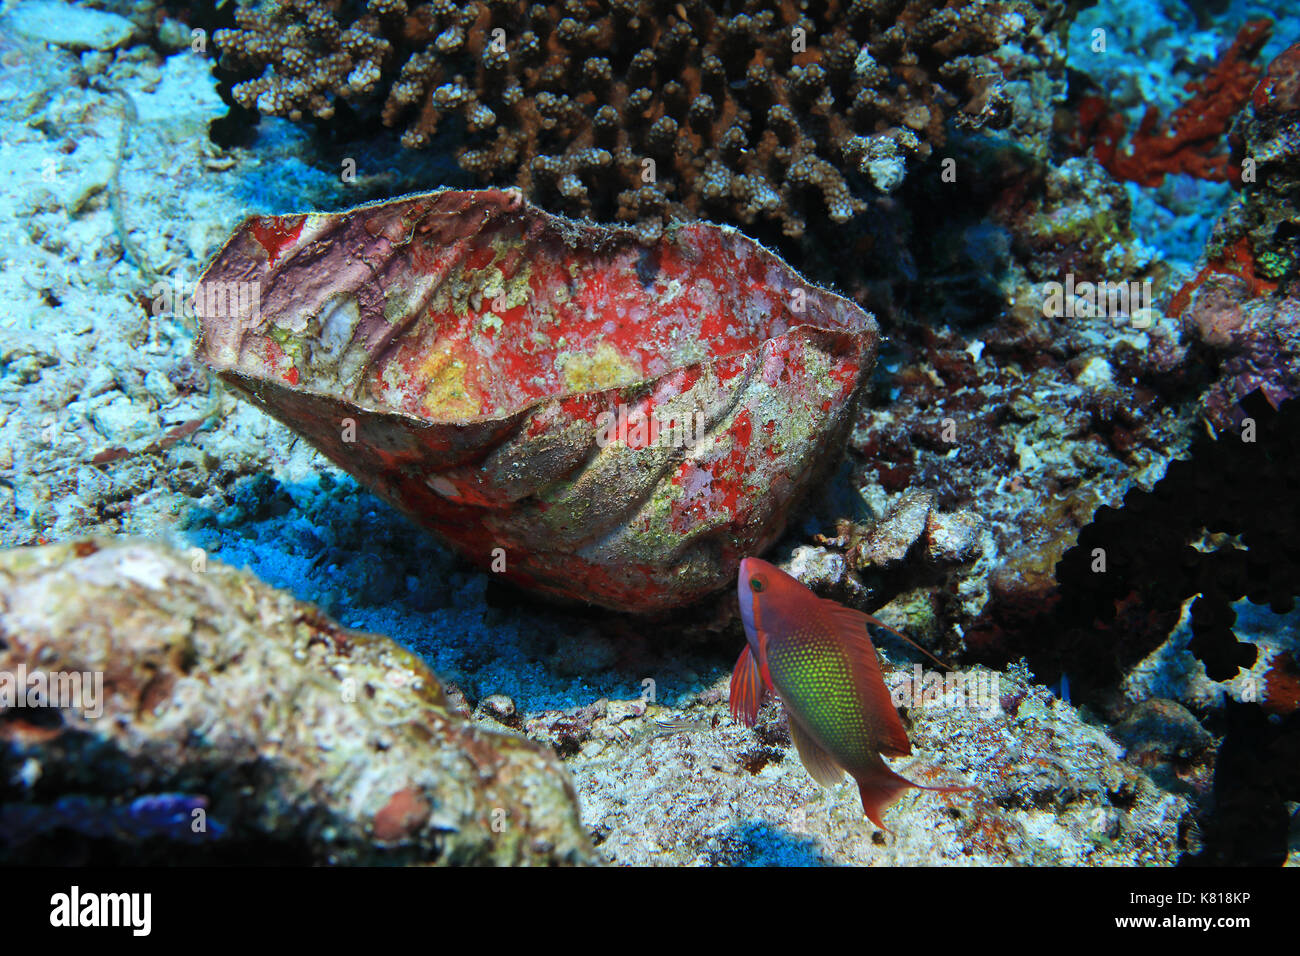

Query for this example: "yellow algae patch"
[418,343,481,419]
[482,238,534,306]
[558,341,642,393]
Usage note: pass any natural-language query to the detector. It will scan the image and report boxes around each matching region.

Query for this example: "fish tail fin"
[912,780,978,795]
[853,762,916,832]
[854,762,976,831]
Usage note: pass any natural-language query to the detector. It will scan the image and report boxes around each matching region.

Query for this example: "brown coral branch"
[215,0,1047,239]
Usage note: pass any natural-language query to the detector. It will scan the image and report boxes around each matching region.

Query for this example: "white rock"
[143,369,178,406]
[10,2,136,51]
[1076,356,1114,389]
[89,394,149,441]
[81,364,118,400]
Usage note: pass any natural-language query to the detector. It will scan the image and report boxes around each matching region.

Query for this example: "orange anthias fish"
[730,557,973,830]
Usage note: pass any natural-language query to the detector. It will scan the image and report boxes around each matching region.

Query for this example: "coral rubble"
[0,538,593,864]
[520,667,1192,865]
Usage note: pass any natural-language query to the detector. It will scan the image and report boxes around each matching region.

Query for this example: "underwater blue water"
[224,118,471,216]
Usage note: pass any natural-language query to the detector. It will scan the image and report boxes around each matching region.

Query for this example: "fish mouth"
[737,557,758,641]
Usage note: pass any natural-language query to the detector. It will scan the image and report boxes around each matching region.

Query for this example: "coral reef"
[1153,33,1300,431]
[968,388,1299,696]
[766,491,988,658]
[845,271,1195,641]
[4,0,1299,869]
[833,489,986,569]
[1121,600,1300,719]
[211,0,1075,242]
[1111,698,1214,794]
[1169,236,1278,318]
[1182,284,1299,427]
[886,134,1162,328]
[1062,0,1300,267]
[1203,37,1300,287]
[0,538,594,864]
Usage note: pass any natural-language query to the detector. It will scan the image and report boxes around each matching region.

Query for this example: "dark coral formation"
[212,0,1068,242]
[1183,702,1300,866]
[968,388,1300,699]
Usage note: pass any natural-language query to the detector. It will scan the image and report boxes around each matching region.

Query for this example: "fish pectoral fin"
[729,644,767,727]
[786,713,845,787]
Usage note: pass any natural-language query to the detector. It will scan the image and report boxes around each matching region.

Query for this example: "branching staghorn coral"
[214,0,1073,242]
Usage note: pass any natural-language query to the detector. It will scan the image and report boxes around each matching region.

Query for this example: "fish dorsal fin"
[854,605,955,672]
[786,710,845,786]
[820,600,913,759]
[729,644,767,726]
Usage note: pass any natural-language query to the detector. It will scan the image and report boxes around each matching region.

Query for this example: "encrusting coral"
[213,0,1067,242]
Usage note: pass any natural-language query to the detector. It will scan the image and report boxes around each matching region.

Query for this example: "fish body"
[1050,672,1071,704]
[645,717,709,738]
[730,557,972,829]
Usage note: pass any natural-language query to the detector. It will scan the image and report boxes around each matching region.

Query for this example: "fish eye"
[749,577,764,593]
